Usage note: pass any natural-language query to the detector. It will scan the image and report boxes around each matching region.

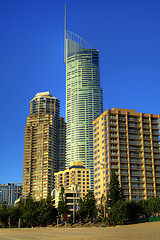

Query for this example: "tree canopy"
[57,186,69,216]
[107,170,124,208]
[78,190,97,221]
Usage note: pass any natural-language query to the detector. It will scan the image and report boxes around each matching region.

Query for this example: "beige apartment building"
[93,108,160,205]
[54,161,91,198]
[23,92,66,200]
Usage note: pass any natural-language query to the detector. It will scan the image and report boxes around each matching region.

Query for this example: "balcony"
[131,185,144,189]
[144,154,152,158]
[110,146,118,150]
[120,164,128,169]
[110,134,117,138]
[146,178,154,183]
[129,141,141,145]
[145,166,152,170]
[152,131,159,135]
[147,191,154,196]
[123,190,129,194]
[130,159,143,164]
[145,172,153,177]
[110,128,117,132]
[129,147,142,151]
[120,146,127,150]
[153,143,160,147]
[130,172,143,177]
[120,140,127,144]
[128,129,141,134]
[109,121,117,125]
[121,170,128,175]
[119,117,126,120]
[155,172,160,177]
[110,159,118,163]
[130,166,143,170]
[130,153,142,157]
[109,115,117,120]
[146,186,154,190]
[128,123,140,128]
[110,140,118,143]
[120,152,128,157]
[143,130,150,134]
[131,179,144,183]
[119,122,126,126]
[142,118,149,123]
[154,160,160,165]
[143,124,149,129]
[119,134,127,138]
[152,137,159,141]
[131,191,145,196]
[120,158,128,163]
[145,160,152,164]
[129,135,141,140]
[143,136,151,140]
[111,164,119,169]
[110,151,118,156]
[128,117,140,122]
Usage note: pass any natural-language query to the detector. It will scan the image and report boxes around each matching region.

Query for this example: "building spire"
[64,4,66,62]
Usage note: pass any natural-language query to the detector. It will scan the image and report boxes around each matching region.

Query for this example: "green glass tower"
[65,27,103,189]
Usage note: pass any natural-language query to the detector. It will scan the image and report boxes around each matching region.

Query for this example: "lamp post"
[100,163,106,218]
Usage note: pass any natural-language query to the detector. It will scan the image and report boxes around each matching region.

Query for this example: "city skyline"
[0,0,160,184]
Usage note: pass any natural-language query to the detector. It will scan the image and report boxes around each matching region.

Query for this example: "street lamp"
[100,163,106,218]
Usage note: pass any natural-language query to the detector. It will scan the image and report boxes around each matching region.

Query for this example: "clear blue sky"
[0,0,160,184]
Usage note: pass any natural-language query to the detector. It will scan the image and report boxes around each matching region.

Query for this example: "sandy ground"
[0,222,160,240]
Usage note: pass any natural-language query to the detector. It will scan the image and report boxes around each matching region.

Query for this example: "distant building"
[52,185,81,213]
[0,183,22,206]
[54,161,90,198]
[22,92,66,200]
[93,108,160,205]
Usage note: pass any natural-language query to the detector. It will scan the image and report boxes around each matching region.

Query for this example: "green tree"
[126,201,141,223]
[38,195,57,226]
[148,197,160,216]
[57,187,69,216]
[107,170,124,208]
[78,190,97,221]
[0,202,10,227]
[139,199,151,219]
[108,200,127,225]
[108,200,141,225]
[9,205,23,227]
[22,194,38,227]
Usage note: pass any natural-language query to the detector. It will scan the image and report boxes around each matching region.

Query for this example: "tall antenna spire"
[64,4,66,62]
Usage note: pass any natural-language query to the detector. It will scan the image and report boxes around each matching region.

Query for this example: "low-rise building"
[52,185,81,213]
[54,161,90,198]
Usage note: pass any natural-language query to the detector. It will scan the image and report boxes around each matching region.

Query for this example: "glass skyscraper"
[65,31,103,189]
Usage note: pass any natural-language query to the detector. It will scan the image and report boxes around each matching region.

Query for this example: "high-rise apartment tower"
[93,108,160,205]
[22,92,66,200]
[65,19,103,189]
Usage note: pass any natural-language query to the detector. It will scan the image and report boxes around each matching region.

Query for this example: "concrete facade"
[93,108,160,205]
[54,161,90,198]
[22,92,66,200]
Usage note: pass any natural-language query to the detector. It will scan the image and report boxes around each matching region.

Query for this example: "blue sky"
[0,0,160,184]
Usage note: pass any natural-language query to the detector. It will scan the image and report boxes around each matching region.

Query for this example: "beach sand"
[0,221,160,240]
